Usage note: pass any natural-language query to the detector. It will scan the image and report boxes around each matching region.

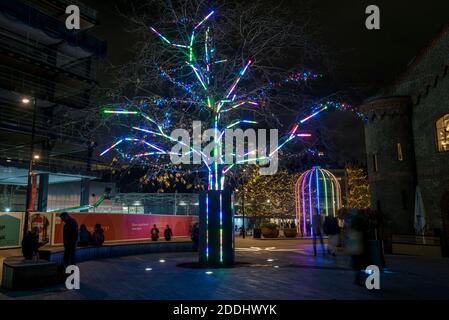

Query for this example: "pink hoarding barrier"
[52,213,197,245]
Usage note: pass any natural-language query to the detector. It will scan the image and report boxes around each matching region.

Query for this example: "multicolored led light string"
[100,10,358,261]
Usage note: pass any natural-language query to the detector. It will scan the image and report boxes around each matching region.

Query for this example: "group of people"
[149,222,200,252]
[150,224,173,241]
[78,223,105,247]
[22,212,105,268]
[59,212,106,267]
[310,209,376,286]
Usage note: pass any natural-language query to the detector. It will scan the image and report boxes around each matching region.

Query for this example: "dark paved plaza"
[1,238,448,300]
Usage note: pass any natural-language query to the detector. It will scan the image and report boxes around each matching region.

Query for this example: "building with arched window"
[360,25,449,256]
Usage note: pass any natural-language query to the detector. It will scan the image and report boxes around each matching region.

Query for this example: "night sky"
[84,0,449,165]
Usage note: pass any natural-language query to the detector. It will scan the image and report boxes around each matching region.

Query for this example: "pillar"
[37,173,49,212]
[80,178,90,212]
[199,190,235,267]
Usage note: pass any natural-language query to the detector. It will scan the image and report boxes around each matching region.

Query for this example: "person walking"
[323,216,340,256]
[151,224,159,241]
[164,224,173,241]
[312,210,325,256]
[59,212,78,267]
[343,210,372,286]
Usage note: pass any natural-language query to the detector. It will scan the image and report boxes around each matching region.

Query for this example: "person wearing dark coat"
[164,225,173,241]
[21,227,47,260]
[59,212,79,267]
[323,216,341,256]
[191,223,199,251]
[91,224,105,246]
[312,210,325,256]
[78,224,91,247]
[151,224,159,241]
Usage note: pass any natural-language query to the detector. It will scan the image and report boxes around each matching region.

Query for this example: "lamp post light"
[22,97,38,238]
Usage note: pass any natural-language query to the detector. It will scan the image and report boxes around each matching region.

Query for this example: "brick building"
[361,26,449,254]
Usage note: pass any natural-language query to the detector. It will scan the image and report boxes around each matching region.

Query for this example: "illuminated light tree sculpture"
[99,4,353,267]
[295,166,342,237]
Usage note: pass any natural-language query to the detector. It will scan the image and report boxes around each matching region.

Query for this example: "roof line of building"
[390,22,449,93]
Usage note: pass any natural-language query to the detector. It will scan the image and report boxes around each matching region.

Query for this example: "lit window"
[397,143,403,161]
[436,114,449,152]
[373,153,378,172]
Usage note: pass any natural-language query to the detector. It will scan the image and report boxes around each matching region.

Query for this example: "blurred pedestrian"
[164,224,173,241]
[312,210,325,256]
[345,210,371,286]
[323,216,340,256]
[59,212,78,267]
[151,224,159,241]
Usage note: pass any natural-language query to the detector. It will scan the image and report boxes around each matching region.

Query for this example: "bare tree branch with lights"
[96,0,357,191]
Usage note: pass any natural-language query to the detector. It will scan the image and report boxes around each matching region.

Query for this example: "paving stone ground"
[1,238,448,300]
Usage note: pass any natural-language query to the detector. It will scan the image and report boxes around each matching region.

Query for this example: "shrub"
[260,222,278,230]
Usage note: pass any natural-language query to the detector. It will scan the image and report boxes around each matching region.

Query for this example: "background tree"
[346,165,371,209]
[240,166,297,222]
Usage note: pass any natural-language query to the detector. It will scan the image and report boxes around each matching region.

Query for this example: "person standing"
[151,224,159,241]
[164,224,173,241]
[59,212,78,267]
[191,223,199,251]
[312,210,325,256]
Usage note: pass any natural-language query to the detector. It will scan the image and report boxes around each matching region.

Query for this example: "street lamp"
[22,97,37,238]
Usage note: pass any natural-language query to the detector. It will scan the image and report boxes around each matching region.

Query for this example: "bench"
[1,257,59,290]
[40,240,195,265]
[1,240,194,290]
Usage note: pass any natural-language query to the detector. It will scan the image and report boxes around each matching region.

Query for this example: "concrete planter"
[261,227,279,238]
[283,228,297,238]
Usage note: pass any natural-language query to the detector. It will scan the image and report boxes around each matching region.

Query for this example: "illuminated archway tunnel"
[295,167,342,237]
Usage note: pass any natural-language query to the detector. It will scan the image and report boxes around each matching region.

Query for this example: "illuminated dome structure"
[295,167,342,237]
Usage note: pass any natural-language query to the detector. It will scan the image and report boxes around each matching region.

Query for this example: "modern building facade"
[360,25,449,254]
[0,0,107,212]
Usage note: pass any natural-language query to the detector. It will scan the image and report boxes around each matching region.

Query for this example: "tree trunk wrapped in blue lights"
[199,190,235,267]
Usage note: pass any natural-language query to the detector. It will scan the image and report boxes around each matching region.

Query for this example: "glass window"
[373,153,378,172]
[436,114,449,152]
[397,143,403,161]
